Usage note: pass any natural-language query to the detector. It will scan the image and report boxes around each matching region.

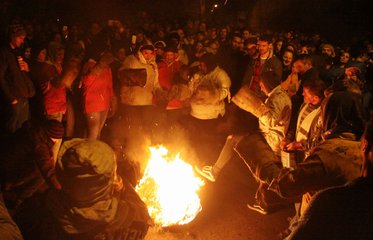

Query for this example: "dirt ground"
[144,157,294,240]
[114,114,295,240]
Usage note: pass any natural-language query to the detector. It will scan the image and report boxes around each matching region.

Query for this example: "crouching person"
[0,194,23,240]
[285,115,373,240]
[14,139,151,240]
[267,91,365,211]
[0,119,64,210]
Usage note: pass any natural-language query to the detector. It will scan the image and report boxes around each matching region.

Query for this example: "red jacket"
[43,84,66,115]
[157,60,182,91]
[33,62,67,115]
[82,67,113,113]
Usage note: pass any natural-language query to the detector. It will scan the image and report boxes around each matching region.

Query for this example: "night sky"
[1,0,372,41]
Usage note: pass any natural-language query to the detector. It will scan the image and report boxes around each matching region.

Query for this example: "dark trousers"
[234,132,281,184]
[234,132,287,207]
[2,98,30,134]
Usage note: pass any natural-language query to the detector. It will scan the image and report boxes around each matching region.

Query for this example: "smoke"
[105,107,199,184]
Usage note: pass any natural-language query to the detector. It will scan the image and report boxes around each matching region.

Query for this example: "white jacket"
[259,86,292,155]
[119,51,159,106]
[189,66,231,119]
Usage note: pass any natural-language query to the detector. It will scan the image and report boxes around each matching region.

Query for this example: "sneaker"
[247,200,290,215]
[194,165,216,182]
[247,202,269,215]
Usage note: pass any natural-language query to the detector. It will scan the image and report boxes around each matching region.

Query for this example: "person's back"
[14,139,150,240]
[0,195,23,240]
[287,178,373,240]
[287,118,373,240]
[0,120,63,209]
[271,91,365,195]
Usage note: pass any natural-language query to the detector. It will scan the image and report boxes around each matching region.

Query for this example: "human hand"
[280,139,288,150]
[303,192,312,203]
[17,56,29,72]
[113,174,124,192]
[286,141,302,151]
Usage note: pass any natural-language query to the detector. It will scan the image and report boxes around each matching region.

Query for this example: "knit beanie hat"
[44,119,65,139]
[260,71,281,91]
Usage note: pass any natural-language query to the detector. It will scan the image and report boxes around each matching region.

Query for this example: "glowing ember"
[136,146,205,227]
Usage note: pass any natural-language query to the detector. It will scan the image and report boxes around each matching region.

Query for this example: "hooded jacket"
[119,49,159,106]
[269,91,366,201]
[15,139,150,240]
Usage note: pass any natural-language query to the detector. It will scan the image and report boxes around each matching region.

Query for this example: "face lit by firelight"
[141,49,154,61]
[258,40,270,56]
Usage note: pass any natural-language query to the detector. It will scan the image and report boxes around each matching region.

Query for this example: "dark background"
[1,0,372,42]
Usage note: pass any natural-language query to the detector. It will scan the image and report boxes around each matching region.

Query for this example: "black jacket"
[0,45,35,103]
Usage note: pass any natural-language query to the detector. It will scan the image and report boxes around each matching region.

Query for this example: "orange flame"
[136,146,205,227]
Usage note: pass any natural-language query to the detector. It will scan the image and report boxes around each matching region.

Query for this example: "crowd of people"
[0,14,372,239]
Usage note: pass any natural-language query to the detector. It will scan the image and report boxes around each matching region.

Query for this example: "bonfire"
[136,146,205,227]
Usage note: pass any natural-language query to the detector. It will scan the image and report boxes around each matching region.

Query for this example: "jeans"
[86,110,109,140]
[7,99,30,134]
[211,134,244,177]
[47,113,64,164]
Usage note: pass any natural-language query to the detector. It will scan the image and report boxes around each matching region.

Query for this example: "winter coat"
[31,61,66,115]
[231,84,292,155]
[270,133,361,201]
[286,177,373,240]
[82,65,113,113]
[157,60,182,91]
[295,103,322,149]
[166,83,192,109]
[119,52,159,106]
[0,45,35,103]
[259,86,292,155]
[242,53,282,94]
[14,139,150,240]
[189,66,231,119]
